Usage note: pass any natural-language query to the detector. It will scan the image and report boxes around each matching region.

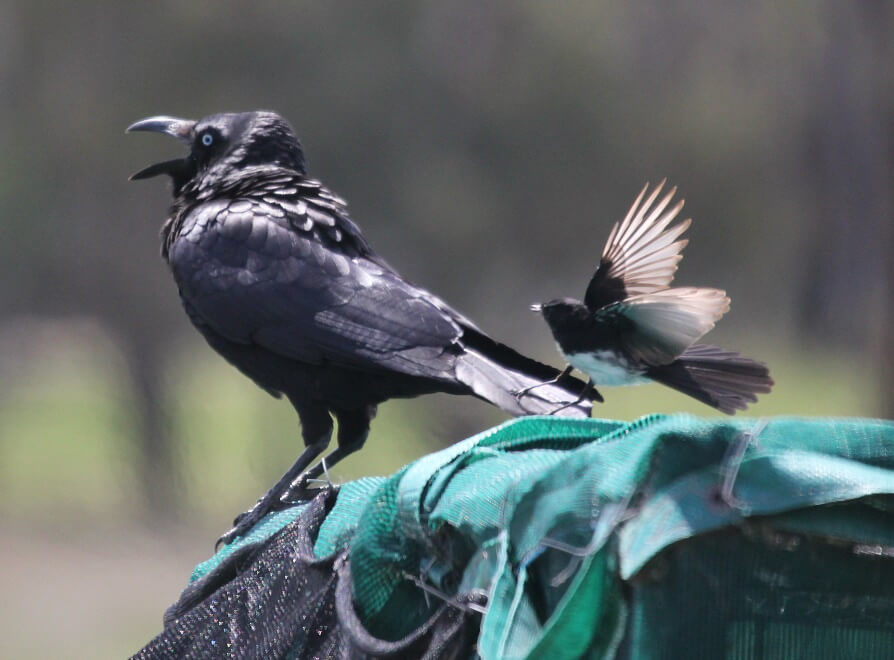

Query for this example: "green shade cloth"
[193,414,894,659]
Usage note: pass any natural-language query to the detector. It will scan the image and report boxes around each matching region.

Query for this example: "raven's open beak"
[127,116,195,141]
[530,303,543,313]
[126,116,196,181]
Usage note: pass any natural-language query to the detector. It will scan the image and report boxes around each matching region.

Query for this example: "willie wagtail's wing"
[584,181,690,311]
[595,287,730,365]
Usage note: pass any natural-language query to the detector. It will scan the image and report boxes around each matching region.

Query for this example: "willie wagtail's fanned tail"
[645,344,774,414]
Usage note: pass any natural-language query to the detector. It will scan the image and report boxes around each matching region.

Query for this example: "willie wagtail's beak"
[127,116,197,181]
[530,303,543,313]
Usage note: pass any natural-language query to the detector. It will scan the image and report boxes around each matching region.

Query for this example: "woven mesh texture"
[134,494,344,659]
[133,490,482,659]
[134,415,894,659]
[620,527,894,659]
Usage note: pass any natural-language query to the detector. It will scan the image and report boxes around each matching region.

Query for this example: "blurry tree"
[0,1,892,514]
[799,2,890,346]
[798,1,894,414]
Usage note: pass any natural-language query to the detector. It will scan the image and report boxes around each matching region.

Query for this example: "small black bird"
[127,110,595,544]
[528,181,773,413]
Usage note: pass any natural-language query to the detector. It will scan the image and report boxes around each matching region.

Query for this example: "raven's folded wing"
[169,195,467,381]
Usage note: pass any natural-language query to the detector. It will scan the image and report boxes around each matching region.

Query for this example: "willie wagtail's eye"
[201,133,214,147]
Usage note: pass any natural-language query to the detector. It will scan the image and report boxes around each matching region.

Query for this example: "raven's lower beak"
[127,116,196,181]
[530,303,543,313]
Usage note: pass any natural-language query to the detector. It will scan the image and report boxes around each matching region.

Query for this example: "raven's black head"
[127,111,306,196]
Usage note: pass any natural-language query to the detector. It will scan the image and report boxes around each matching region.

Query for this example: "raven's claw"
[216,500,267,548]
[215,441,330,549]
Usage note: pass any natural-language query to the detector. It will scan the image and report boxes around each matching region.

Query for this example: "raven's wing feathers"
[170,187,592,416]
[584,181,690,310]
[171,195,464,381]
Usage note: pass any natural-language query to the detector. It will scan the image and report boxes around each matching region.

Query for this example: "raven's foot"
[215,439,329,549]
[513,365,574,400]
[280,476,331,503]
[216,490,284,548]
[281,457,334,503]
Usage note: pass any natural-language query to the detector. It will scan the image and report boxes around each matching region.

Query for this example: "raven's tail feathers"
[456,349,593,417]
[646,344,773,414]
[455,327,594,418]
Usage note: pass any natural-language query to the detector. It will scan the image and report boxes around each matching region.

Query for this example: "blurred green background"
[1,2,892,657]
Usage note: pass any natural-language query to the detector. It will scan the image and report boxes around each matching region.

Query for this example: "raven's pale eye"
[201,133,213,146]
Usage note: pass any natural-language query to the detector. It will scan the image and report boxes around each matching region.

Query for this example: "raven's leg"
[513,365,574,399]
[283,405,376,499]
[216,404,332,548]
[549,378,602,415]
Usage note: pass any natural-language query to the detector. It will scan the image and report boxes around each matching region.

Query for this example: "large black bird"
[127,110,595,544]
[528,181,773,413]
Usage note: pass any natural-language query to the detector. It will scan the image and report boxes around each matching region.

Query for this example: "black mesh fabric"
[132,490,484,659]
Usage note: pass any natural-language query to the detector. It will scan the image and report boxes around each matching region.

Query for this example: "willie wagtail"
[526,181,773,413]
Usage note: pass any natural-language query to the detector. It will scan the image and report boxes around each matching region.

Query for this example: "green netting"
[621,527,894,658]
[191,414,894,659]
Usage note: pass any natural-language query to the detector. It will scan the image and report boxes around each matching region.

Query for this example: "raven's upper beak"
[127,116,196,181]
[127,116,195,141]
[530,303,543,313]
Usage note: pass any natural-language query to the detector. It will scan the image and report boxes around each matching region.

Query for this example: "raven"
[128,110,595,544]
[529,181,773,413]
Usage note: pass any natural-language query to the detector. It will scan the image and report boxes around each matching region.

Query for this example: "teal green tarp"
[193,414,894,659]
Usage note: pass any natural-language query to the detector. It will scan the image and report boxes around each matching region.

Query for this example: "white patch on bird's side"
[563,349,649,387]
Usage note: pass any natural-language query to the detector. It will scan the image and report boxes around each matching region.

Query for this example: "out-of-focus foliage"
[0,3,891,657]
